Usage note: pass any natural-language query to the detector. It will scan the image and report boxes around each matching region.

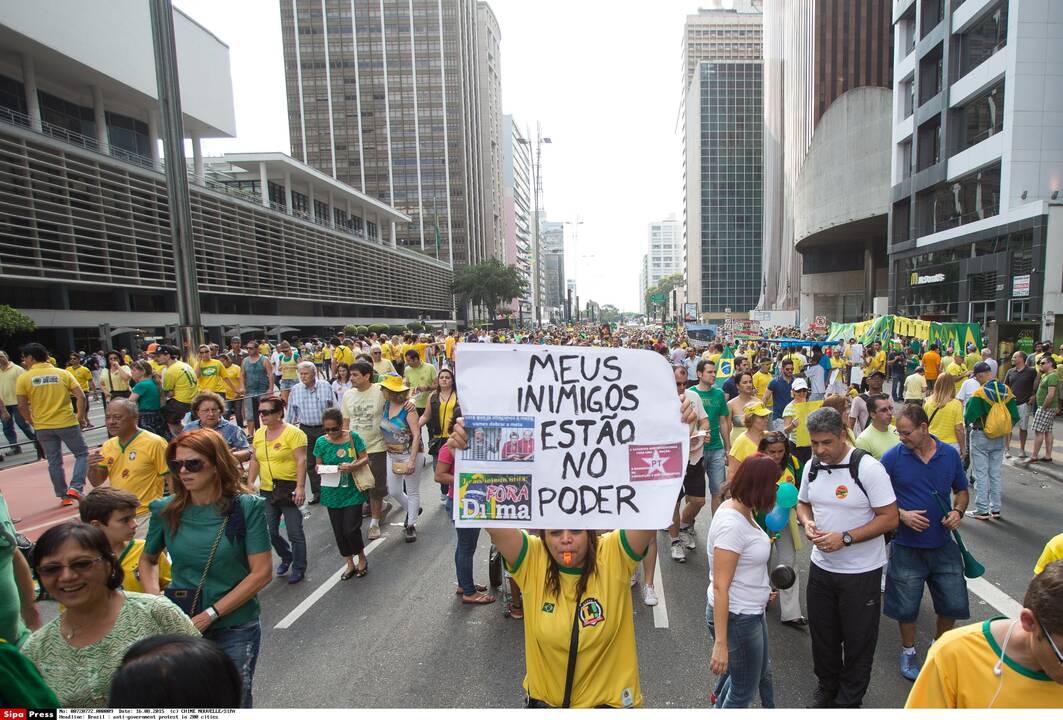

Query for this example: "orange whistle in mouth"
[563,552,573,565]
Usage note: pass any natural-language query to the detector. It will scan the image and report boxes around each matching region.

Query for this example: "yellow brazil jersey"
[162,361,197,403]
[906,618,1063,708]
[409,343,428,363]
[253,424,307,491]
[98,430,169,514]
[196,358,229,395]
[259,343,270,356]
[445,336,456,360]
[222,364,241,400]
[323,346,333,360]
[946,362,966,378]
[507,530,644,708]
[1035,532,1063,574]
[278,353,299,380]
[15,363,78,430]
[118,539,171,592]
[148,358,163,375]
[68,365,92,392]
[752,370,773,399]
[783,353,804,373]
[334,345,354,366]
[867,350,886,374]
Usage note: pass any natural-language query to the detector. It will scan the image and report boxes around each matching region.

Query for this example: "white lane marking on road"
[652,552,669,629]
[274,537,386,629]
[967,576,1023,618]
[13,514,79,533]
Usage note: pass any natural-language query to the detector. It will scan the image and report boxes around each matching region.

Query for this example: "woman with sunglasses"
[380,376,422,543]
[246,395,309,583]
[757,432,806,628]
[370,345,396,377]
[183,392,251,463]
[22,523,197,707]
[313,408,369,579]
[331,362,354,400]
[99,351,132,402]
[139,429,272,707]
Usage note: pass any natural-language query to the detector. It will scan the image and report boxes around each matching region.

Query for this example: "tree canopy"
[451,259,528,316]
[0,304,35,340]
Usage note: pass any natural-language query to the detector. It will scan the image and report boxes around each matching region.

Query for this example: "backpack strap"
[847,448,870,501]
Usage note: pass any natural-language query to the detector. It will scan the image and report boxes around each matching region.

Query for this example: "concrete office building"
[502,115,531,316]
[540,219,564,321]
[644,215,683,313]
[888,0,1063,342]
[762,0,894,323]
[279,0,504,274]
[0,1,450,355]
[682,1,764,320]
[638,255,649,315]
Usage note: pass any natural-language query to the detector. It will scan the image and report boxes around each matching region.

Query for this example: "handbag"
[164,506,228,617]
[353,464,376,492]
[264,432,298,507]
[391,458,414,475]
[428,436,445,458]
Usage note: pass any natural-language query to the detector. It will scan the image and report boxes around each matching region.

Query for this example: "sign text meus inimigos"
[454,344,688,529]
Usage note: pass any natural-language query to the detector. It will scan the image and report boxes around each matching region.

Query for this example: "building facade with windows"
[540,219,564,321]
[0,1,450,355]
[279,0,504,274]
[645,216,683,313]
[682,1,764,321]
[888,0,1063,342]
[502,115,531,316]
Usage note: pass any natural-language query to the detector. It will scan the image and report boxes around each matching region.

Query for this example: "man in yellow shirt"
[330,336,354,376]
[444,329,457,367]
[66,353,94,416]
[156,344,197,438]
[864,341,887,375]
[15,343,89,504]
[906,562,1063,708]
[752,357,774,399]
[195,344,236,397]
[88,399,169,515]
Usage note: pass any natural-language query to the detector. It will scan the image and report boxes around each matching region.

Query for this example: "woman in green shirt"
[139,428,272,707]
[22,523,197,708]
[129,360,167,437]
[313,408,369,579]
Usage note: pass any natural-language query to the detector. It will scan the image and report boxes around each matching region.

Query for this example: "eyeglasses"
[1040,621,1063,666]
[167,458,207,474]
[198,406,221,414]
[324,426,343,434]
[37,556,105,579]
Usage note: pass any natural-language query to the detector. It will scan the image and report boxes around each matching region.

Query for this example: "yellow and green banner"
[827,315,981,351]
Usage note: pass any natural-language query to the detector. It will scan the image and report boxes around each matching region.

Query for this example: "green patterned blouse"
[22,592,198,708]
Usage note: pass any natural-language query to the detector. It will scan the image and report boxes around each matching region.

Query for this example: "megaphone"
[770,564,797,590]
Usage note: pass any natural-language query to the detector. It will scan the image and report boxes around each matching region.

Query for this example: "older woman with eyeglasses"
[23,523,198,707]
[139,428,272,708]
[313,407,369,579]
[183,392,251,463]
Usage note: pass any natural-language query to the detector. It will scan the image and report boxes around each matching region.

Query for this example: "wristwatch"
[841,531,854,547]
[205,605,219,621]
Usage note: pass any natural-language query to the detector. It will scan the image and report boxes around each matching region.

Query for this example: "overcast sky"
[174,0,710,312]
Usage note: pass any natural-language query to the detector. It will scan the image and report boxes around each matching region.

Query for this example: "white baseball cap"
[792,378,809,392]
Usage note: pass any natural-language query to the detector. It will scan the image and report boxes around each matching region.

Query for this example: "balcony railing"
[918,206,1000,238]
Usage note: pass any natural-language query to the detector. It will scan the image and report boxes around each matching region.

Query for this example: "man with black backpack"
[964,362,1019,521]
[796,407,899,708]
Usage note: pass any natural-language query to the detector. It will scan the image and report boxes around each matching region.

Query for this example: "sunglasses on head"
[167,458,206,474]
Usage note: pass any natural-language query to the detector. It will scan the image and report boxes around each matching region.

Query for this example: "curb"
[1007,457,1063,484]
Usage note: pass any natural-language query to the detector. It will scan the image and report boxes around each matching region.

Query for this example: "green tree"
[368,323,389,335]
[0,304,35,341]
[452,259,528,317]
[644,272,683,320]
[342,323,360,336]
[599,304,622,323]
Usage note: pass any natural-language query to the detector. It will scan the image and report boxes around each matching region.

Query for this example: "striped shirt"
[285,381,336,426]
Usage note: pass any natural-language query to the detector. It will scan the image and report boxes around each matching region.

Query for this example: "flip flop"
[455,583,488,595]
[461,590,496,604]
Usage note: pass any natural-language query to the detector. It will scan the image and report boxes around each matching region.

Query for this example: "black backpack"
[806,448,894,543]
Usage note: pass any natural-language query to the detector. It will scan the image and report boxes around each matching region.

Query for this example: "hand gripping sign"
[454,344,689,529]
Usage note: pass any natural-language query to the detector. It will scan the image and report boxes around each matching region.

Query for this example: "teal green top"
[0,494,28,648]
[132,378,162,411]
[144,494,270,629]
[690,385,729,451]
[313,432,368,509]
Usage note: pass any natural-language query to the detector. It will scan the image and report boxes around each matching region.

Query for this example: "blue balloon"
[764,506,788,533]
[776,483,799,509]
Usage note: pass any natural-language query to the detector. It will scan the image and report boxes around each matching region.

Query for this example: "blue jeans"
[704,447,726,496]
[706,605,774,708]
[261,491,307,572]
[204,618,261,708]
[969,429,1003,514]
[2,404,35,447]
[36,425,88,497]
[446,497,481,594]
[890,376,904,402]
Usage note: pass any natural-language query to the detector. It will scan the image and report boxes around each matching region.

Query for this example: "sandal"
[455,583,488,595]
[354,563,368,578]
[341,566,358,581]
[509,605,524,619]
[461,590,496,605]
[782,617,808,628]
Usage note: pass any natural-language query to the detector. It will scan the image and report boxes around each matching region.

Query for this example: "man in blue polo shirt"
[763,358,794,432]
[880,403,970,683]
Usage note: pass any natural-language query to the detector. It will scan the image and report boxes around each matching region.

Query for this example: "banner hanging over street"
[454,344,689,529]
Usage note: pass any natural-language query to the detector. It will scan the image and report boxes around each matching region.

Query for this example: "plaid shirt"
[286,381,336,426]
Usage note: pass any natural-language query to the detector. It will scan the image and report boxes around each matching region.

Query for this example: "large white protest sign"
[454,344,688,529]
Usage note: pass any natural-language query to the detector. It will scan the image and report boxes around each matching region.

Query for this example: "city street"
[13,422,1059,709]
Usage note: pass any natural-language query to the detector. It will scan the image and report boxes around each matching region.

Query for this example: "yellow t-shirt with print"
[222,364,241,400]
[1035,532,1063,574]
[162,361,197,403]
[729,431,759,465]
[15,363,78,430]
[866,350,886,374]
[98,430,170,515]
[118,539,171,592]
[253,424,307,491]
[196,358,228,395]
[507,530,644,708]
[278,354,299,381]
[783,353,804,373]
[946,362,966,378]
[68,365,92,392]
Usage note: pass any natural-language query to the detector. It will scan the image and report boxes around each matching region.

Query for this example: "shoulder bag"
[164,503,229,617]
[264,429,298,507]
[351,432,377,492]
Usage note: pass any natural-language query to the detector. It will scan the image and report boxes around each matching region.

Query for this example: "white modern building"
[502,115,532,317]
[888,0,1063,345]
[644,216,683,313]
[0,0,451,355]
[540,219,565,321]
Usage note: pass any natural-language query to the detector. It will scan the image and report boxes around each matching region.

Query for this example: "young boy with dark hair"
[79,487,170,593]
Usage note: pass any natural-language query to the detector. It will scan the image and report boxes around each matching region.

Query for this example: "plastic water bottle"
[301,501,312,520]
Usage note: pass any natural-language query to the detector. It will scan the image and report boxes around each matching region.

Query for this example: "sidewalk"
[1003,415,1063,484]
[1,455,81,540]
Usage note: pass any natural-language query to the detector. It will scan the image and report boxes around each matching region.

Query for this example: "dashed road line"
[967,576,1023,618]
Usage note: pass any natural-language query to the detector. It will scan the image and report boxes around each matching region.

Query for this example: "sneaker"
[405,525,417,543]
[991,511,1002,519]
[1004,450,1012,459]
[670,540,686,563]
[642,584,659,606]
[288,569,305,584]
[899,650,921,681]
[440,494,448,504]
[60,497,74,507]
[65,487,82,501]
[276,561,291,576]
[680,526,697,550]
[966,510,991,521]
[367,524,381,541]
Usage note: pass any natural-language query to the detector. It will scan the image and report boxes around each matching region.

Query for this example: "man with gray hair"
[286,360,337,504]
[797,406,899,708]
[87,398,169,515]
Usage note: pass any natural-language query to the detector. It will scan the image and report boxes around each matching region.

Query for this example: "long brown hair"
[162,429,249,533]
[539,529,599,601]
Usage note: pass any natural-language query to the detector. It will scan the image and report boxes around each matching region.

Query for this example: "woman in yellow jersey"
[276,342,299,402]
[99,351,132,401]
[728,402,771,484]
[219,353,244,425]
[923,374,966,456]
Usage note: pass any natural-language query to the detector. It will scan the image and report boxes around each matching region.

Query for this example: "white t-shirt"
[797,447,895,574]
[706,507,771,614]
[684,387,709,464]
[806,363,826,395]
[849,343,864,365]
[957,377,981,408]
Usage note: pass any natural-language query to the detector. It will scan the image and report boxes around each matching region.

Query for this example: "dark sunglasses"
[324,426,343,434]
[1040,621,1063,666]
[167,458,206,474]
[259,407,282,416]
